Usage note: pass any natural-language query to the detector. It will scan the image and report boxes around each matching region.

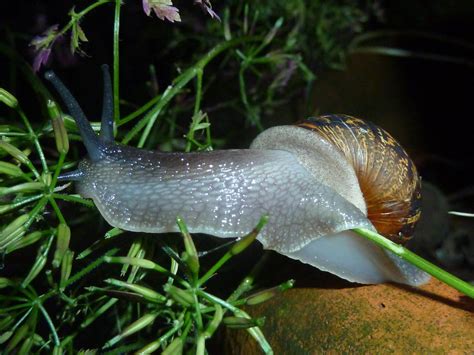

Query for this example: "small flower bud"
[104,313,157,349]
[177,216,199,276]
[0,88,18,108]
[0,214,29,249]
[19,336,34,354]
[0,277,12,289]
[0,315,14,330]
[0,205,14,214]
[0,331,13,345]
[6,323,29,352]
[105,256,168,274]
[60,249,74,290]
[0,161,23,177]
[223,316,265,329]
[246,279,295,306]
[46,99,60,119]
[48,100,69,154]
[231,215,268,255]
[162,338,183,355]
[41,172,52,187]
[164,284,194,307]
[6,231,45,253]
[22,236,53,287]
[22,252,47,287]
[0,141,30,165]
[0,182,44,197]
[105,227,123,239]
[121,239,143,276]
[105,279,165,303]
[137,339,162,354]
[263,17,283,46]
[0,214,28,238]
[53,223,71,268]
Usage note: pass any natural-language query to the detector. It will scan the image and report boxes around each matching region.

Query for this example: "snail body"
[45,67,429,286]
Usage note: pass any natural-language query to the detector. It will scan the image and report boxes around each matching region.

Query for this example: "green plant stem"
[48,197,66,224]
[238,66,262,130]
[0,194,43,214]
[63,248,119,289]
[25,197,48,229]
[61,298,118,348]
[0,304,31,313]
[192,292,204,331]
[122,37,258,146]
[0,132,28,137]
[228,252,270,303]
[353,228,474,298]
[133,73,194,147]
[51,193,94,207]
[57,0,113,40]
[117,94,162,126]
[113,0,121,123]
[196,336,205,355]
[197,290,273,354]
[17,108,48,173]
[179,312,192,342]
[193,68,203,116]
[185,69,204,152]
[10,308,33,334]
[139,318,183,353]
[50,152,66,190]
[198,251,233,287]
[37,302,60,346]
[198,216,267,287]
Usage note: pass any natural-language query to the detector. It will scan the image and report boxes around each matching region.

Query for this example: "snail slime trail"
[45,66,429,287]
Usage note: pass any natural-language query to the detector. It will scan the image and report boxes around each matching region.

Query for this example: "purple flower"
[30,24,59,72]
[32,48,52,73]
[30,24,59,50]
[194,0,220,21]
[142,0,181,23]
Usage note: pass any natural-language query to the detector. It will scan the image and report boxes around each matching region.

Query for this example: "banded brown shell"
[298,114,422,244]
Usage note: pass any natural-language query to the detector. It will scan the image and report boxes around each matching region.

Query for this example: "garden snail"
[45,66,429,286]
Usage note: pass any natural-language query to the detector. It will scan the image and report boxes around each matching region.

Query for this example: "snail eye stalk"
[100,64,114,142]
[45,70,104,162]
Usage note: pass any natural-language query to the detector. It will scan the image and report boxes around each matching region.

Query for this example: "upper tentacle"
[44,71,105,162]
[100,64,114,142]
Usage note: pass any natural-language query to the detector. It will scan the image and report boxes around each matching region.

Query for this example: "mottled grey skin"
[76,142,428,286]
[77,143,372,252]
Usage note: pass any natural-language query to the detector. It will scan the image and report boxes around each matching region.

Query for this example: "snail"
[45,66,429,286]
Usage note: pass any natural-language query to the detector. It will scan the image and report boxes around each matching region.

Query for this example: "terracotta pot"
[222,272,474,354]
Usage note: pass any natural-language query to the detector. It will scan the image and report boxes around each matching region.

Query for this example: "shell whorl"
[298,114,422,244]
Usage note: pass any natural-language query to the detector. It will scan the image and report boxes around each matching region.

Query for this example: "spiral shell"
[298,114,422,244]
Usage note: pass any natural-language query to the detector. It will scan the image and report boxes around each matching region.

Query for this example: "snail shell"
[298,115,422,244]
[250,116,427,286]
